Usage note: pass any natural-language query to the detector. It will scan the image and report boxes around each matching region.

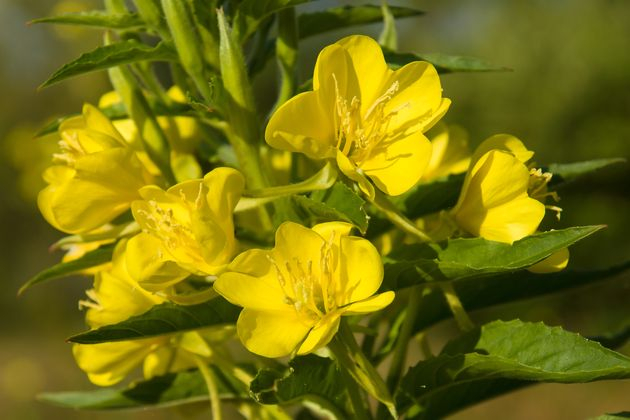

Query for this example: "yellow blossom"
[265,35,450,197]
[38,104,154,234]
[422,123,471,182]
[214,221,395,358]
[131,167,244,277]
[73,240,223,386]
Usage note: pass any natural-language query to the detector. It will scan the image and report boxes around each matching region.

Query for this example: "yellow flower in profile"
[422,123,471,182]
[265,35,450,197]
[131,167,244,277]
[214,222,395,358]
[38,104,154,234]
[450,135,545,244]
[73,240,223,386]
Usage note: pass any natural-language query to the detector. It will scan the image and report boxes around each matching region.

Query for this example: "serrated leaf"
[375,261,630,360]
[234,0,312,41]
[294,182,369,233]
[299,5,423,39]
[548,158,626,187]
[40,41,177,88]
[383,226,603,289]
[250,355,349,419]
[397,320,630,419]
[69,298,240,344]
[384,50,509,74]
[18,244,114,296]
[30,11,144,29]
[39,368,237,410]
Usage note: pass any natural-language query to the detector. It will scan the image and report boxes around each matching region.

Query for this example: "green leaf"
[39,368,236,409]
[69,298,240,344]
[397,320,630,419]
[548,158,626,187]
[593,413,630,420]
[395,173,464,219]
[234,0,312,41]
[294,182,369,234]
[299,5,423,39]
[383,226,603,289]
[18,244,114,296]
[40,41,177,88]
[250,355,349,419]
[384,50,510,74]
[30,11,144,29]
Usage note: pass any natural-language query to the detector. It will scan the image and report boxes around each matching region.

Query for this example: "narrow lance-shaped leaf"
[548,158,626,187]
[397,320,630,419]
[384,50,510,73]
[39,368,238,410]
[40,41,177,88]
[18,244,114,296]
[233,0,312,42]
[299,5,423,39]
[30,11,144,29]
[383,225,604,289]
[69,298,240,344]
[250,355,350,419]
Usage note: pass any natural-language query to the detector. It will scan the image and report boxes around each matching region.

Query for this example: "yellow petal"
[73,339,160,386]
[470,134,534,167]
[383,61,445,134]
[335,35,391,110]
[336,150,375,199]
[297,314,341,355]
[361,130,432,196]
[528,247,570,273]
[342,291,395,315]
[312,221,354,243]
[335,236,384,306]
[81,103,126,146]
[453,150,545,243]
[313,43,359,103]
[125,233,190,291]
[265,90,336,159]
[215,271,288,312]
[273,222,327,285]
[237,309,312,358]
[423,123,471,181]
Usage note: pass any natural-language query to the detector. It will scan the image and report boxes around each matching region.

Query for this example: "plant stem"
[439,282,474,331]
[370,189,432,242]
[192,355,222,420]
[273,7,298,112]
[385,286,422,392]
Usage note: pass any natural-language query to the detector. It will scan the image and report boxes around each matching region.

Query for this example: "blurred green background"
[1,0,628,419]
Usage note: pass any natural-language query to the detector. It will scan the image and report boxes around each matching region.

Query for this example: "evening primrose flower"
[73,240,224,386]
[265,35,450,197]
[422,123,471,182]
[131,167,244,277]
[38,104,154,234]
[214,222,395,358]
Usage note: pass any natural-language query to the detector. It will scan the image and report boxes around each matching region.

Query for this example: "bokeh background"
[1,0,628,419]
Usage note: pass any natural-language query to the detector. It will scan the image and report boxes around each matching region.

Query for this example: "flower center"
[269,234,338,324]
[333,74,402,164]
[528,168,562,219]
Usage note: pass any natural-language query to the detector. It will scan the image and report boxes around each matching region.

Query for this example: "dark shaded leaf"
[234,0,311,41]
[250,355,349,419]
[18,244,114,296]
[397,320,630,419]
[299,5,422,39]
[548,158,626,187]
[40,41,177,88]
[69,298,240,344]
[30,11,144,29]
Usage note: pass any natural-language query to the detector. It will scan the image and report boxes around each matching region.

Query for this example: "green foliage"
[548,158,626,187]
[233,0,312,41]
[40,41,177,88]
[69,298,240,344]
[30,11,144,29]
[18,244,114,295]
[383,226,603,288]
[385,50,509,73]
[39,368,237,409]
[397,320,630,419]
[299,5,423,39]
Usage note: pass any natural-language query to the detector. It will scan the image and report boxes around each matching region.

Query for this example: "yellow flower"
[38,104,154,234]
[450,135,545,244]
[422,123,471,182]
[73,240,223,386]
[265,35,450,197]
[131,167,244,276]
[214,221,395,358]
